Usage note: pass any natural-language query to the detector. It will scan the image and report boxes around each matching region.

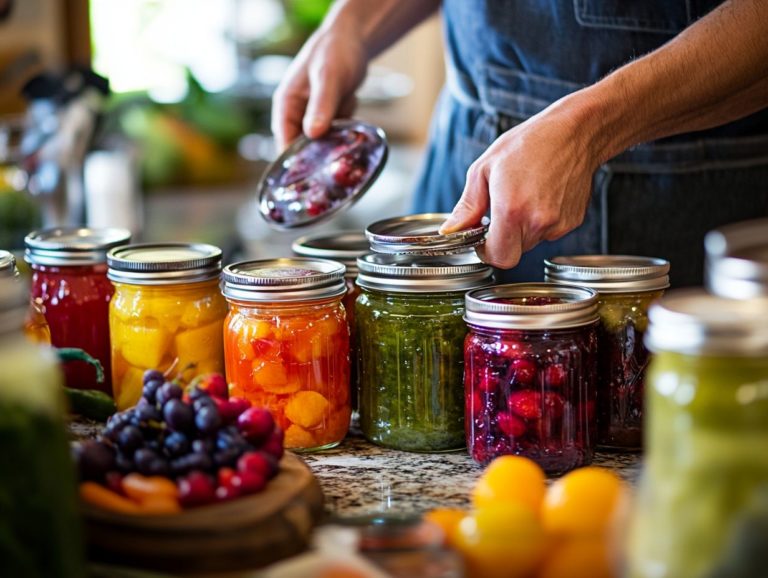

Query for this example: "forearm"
[573,0,768,163]
[320,0,441,59]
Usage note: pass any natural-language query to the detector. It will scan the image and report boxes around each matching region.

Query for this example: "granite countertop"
[69,418,642,519]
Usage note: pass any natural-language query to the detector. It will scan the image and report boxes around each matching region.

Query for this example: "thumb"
[439,163,490,234]
[303,67,343,139]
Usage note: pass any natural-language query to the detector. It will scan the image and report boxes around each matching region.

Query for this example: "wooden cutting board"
[82,452,324,575]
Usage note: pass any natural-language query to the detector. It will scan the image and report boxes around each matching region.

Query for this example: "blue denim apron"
[412,0,768,287]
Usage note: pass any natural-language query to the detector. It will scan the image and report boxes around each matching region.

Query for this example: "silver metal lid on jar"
[107,243,222,285]
[291,231,369,277]
[24,227,131,266]
[544,255,670,293]
[705,218,768,299]
[0,250,16,278]
[646,289,768,356]
[356,252,493,293]
[222,258,347,302]
[465,283,599,329]
[366,213,488,256]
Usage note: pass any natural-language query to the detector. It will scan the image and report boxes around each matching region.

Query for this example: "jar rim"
[705,218,768,299]
[646,288,768,355]
[465,283,600,329]
[0,250,16,277]
[544,255,670,293]
[25,227,131,266]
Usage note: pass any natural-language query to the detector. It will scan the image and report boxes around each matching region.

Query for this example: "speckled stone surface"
[302,428,642,518]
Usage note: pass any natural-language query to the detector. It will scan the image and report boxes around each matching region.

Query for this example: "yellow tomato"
[453,504,547,578]
[472,455,547,513]
[423,508,467,548]
[536,536,616,578]
[541,467,628,535]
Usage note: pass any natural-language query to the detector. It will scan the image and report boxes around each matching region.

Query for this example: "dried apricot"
[285,391,330,429]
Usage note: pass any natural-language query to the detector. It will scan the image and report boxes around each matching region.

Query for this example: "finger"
[439,160,490,234]
[338,93,358,119]
[272,88,307,152]
[478,192,524,269]
[304,64,343,138]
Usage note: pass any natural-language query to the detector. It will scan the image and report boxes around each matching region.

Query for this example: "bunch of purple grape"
[74,370,284,506]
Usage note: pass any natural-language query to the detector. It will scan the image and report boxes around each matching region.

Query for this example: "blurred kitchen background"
[0,0,445,262]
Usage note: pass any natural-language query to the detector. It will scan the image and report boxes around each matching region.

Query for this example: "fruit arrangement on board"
[425,456,630,578]
[73,369,284,514]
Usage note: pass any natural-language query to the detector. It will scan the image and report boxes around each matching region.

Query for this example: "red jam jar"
[292,231,368,411]
[545,255,670,450]
[24,227,131,393]
[464,283,599,474]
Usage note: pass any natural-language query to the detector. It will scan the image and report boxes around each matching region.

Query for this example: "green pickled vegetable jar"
[0,277,85,577]
[627,290,768,578]
[356,252,493,452]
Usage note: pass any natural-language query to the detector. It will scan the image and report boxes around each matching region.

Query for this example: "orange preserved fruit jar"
[221,258,350,451]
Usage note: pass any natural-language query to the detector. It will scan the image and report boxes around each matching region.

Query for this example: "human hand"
[439,96,604,269]
[271,20,369,151]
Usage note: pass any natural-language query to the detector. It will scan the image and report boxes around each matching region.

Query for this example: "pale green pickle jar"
[627,289,768,578]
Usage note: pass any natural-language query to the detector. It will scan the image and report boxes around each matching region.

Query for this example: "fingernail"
[439,215,459,235]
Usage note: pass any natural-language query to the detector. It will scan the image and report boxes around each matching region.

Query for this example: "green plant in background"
[0,186,41,251]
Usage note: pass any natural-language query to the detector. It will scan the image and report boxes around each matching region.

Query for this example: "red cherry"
[498,339,530,359]
[467,390,485,418]
[510,358,537,385]
[178,471,216,507]
[228,396,252,417]
[497,412,527,437]
[543,363,567,388]
[215,484,241,502]
[328,154,367,187]
[231,470,267,495]
[507,390,542,420]
[196,373,228,399]
[261,426,285,461]
[237,407,276,445]
[213,398,240,424]
[306,199,329,216]
[217,467,236,488]
[477,368,500,393]
[237,451,275,478]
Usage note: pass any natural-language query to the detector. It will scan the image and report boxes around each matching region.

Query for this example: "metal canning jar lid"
[107,243,222,285]
[291,231,369,277]
[0,250,16,277]
[544,255,670,293]
[24,227,131,266]
[221,257,347,302]
[365,213,488,256]
[705,218,768,299]
[465,283,599,329]
[646,289,768,356]
[356,252,493,293]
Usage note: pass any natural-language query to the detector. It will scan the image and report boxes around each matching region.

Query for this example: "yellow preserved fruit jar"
[107,243,227,409]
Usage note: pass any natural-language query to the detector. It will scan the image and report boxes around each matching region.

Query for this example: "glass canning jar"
[292,231,369,411]
[25,227,131,393]
[545,255,669,450]
[222,258,351,452]
[0,277,85,577]
[107,243,226,410]
[0,249,51,344]
[356,252,493,452]
[627,291,768,578]
[705,217,768,299]
[464,283,599,474]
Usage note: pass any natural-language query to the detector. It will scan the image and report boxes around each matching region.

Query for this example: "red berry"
[477,368,499,393]
[214,398,241,424]
[498,339,529,359]
[329,154,367,187]
[306,200,329,216]
[261,426,285,461]
[237,407,275,445]
[237,451,273,477]
[217,467,236,488]
[543,363,567,388]
[215,484,240,502]
[507,390,542,420]
[178,471,216,507]
[497,412,527,437]
[228,396,252,417]
[199,373,229,399]
[510,358,537,385]
[231,470,267,495]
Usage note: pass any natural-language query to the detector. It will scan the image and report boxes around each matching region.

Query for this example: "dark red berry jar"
[463,283,599,474]
[545,255,669,450]
[25,227,131,394]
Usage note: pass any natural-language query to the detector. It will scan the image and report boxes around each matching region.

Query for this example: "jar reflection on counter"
[292,231,369,411]
[464,284,599,475]
[222,258,351,452]
[356,252,494,452]
[545,256,670,450]
[25,227,131,393]
[627,291,768,578]
[107,243,226,409]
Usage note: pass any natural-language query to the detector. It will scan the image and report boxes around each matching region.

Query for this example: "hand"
[440,95,604,269]
[271,21,369,151]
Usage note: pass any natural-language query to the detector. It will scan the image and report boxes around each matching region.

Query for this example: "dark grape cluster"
[72,370,284,507]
